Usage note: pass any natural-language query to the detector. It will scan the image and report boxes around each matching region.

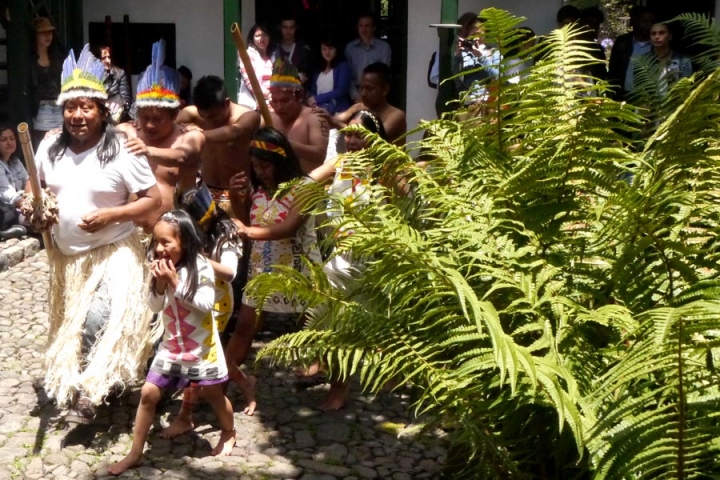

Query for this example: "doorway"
[254,0,408,110]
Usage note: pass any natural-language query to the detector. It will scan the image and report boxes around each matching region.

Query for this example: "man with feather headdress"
[119,40,205,230]
[31,45,161,424]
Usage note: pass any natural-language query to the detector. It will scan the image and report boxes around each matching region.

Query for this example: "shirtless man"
[119,40,203,230]
[266,61,328,174]
[176,75,260,214]
[315,62,406,146]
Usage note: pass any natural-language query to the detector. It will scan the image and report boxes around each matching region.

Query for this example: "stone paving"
[0,250,448,480]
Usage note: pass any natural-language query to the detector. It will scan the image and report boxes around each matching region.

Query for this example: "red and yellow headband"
[250,140,287,158]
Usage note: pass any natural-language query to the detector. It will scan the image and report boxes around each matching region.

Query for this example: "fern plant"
[245,9,720,479]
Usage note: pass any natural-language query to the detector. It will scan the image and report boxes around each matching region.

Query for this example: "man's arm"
[204,110,261,144]
[176,106,199,125]
[291,114,329,173]
[141,131,205,168]
[385,109,407,147]
[78,185,162,232]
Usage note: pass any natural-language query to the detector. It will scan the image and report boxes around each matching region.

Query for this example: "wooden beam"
[7,0,31,127]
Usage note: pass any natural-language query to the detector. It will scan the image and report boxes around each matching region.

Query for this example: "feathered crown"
[270,58,302,90]
[136,39,180,109]
[178,184,216,228]
[57,44,107,105]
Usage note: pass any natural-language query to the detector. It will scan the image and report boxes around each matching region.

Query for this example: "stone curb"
[0,237,41,273]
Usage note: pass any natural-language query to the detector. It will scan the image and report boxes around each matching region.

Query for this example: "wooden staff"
[16,123,53,251]
[231,22,274,127]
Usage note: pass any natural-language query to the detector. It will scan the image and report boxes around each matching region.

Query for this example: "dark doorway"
[647,0,715,20]
[254,0,408,110]
[88,22,177,75]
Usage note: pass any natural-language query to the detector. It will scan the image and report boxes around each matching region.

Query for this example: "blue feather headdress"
[136,39,180,109]
[56,44,108,105]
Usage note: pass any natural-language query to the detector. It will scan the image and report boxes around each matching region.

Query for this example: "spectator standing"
[98,45,131,123]
[580,7,608,81]
[505,27,536,85]
[178,65,193,107]
[556,5,581,28]
[455,15,501,109]
[608,6,656,101]
[29,17,64,147]
[628,22,692,98]
[238,24,274,111]
[308,36,352,115]
[274,15,313,90]
[0,126,28,239]
[344,12,391,102]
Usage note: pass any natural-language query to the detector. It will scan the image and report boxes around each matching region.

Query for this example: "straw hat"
[31,17,56,33]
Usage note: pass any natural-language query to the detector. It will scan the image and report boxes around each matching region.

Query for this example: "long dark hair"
[248,127,303,190]
[178,187,240,262]
[47,99,120,166]
[348,110,387,140]
[149,209,206,304]
[247,24,273,56]
[319,36,345,70]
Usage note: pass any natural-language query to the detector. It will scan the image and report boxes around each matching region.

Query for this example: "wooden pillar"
[64,0,84,53]
[223,0,241,102]
[123,15,133,95]
[7,0,31,127]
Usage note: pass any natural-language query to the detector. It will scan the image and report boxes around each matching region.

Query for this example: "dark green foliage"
[246,9,720,479]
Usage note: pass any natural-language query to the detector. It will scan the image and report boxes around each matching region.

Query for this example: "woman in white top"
[308,36,352,115]
[0,126,29,238]
[238,24,274,111]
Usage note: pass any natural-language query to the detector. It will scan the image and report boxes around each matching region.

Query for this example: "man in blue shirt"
[608,6,656,100]
[344,12,391,102]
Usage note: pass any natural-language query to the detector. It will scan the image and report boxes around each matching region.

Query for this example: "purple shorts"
[146,370,229,391]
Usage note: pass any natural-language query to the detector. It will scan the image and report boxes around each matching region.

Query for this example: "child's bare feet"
[294,362,322,378]
[211,428,236,456]
[107,452,143,475]
[160,416,194,439]
[320,382,349,411]
[237,375,257,416]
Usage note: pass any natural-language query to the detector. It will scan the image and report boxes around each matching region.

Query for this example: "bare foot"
[294,362,322,378]
[211,429,236,456]
[237,375,257,416]
[160,416,194,439]
[320,382,349,411]
[107,452,143,475]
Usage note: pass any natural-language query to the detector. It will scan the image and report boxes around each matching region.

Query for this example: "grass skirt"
[45,233,157,406]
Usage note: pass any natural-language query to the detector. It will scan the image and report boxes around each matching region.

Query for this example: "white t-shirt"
[316,70,334,96]
[37,135,157,256]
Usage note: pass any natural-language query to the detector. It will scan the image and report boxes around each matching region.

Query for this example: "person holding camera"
[454,14,501,111]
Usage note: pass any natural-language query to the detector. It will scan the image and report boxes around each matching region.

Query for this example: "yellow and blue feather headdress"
[57,44,107,105]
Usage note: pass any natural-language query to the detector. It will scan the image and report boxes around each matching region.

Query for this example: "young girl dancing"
[109,210,235,475]
[224,127,321,415]
[301,110,388,410]
[161,185,248,437]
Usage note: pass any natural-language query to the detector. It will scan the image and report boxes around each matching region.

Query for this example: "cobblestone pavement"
[0,251,448,480]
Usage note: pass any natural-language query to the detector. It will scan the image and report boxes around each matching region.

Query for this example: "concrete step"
[0,237,41,272]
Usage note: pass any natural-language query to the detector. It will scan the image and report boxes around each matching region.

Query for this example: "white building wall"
[82,0,224,89]
[405,2,443,143]
[458,0,562,35]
